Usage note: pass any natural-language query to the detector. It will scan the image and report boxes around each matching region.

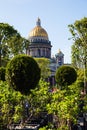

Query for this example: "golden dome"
[29,18,49,40]
[29,26,48,38]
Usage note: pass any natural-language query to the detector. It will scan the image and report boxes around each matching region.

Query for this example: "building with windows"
[27,18,64,86]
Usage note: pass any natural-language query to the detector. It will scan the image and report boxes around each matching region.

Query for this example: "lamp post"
[25,101,29,117]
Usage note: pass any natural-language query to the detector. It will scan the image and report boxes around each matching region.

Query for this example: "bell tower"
[55,49,64,66]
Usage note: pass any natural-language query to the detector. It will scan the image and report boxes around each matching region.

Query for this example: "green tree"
[68,17,87,68]
[0,23,29,67]
[46,83,80,130]
[6,54,41,95]
[0,79,51,129]
[0,81,25,129]
[0,75,85,130]
[29,79,51,112]
[7,35,29,57]
[55,65,77,89]
[35,58,51,80]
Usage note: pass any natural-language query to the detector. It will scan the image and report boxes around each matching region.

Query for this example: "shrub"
[6,54,41,95]
[55,65,77,89]
[0,67,6,81]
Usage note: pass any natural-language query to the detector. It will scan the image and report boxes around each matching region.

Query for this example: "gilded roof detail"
[29,18,49,40]
[29,26,48,38]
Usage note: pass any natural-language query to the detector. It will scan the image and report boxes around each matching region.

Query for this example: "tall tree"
[68,17,87,68]
[0,23,29,66]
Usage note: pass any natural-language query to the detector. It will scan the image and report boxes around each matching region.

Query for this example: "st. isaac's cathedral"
[26,18,64,86]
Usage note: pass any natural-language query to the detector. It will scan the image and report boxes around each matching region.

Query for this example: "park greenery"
[6,54,41,95]
[55,65,77,89]
[68,17,87,69]
[0,17,87,130]
[35,58,51,80]
[0,23,29,67]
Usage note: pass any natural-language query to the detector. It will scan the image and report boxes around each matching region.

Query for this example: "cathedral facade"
[27,18,64,86]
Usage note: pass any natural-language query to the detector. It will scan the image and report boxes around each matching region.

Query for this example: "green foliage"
[6,54,41,95]
[55,65,77,89]
[0,23,29,67]
[68,17,87,68]
[0,79,51,129]
[0,81,25,129]
[0,23,19,66]
[29,79,51,113]
[0,67,86,130]
[46,83,81,130]
[0,67,6,81]
[0,76,85,130]
[76,68,87,90]
[35,58,51,80]
[30,79,81,130]
[7,35,29,56]
[39,125,53,130]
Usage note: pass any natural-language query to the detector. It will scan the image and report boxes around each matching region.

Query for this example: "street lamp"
[25,101,29,117]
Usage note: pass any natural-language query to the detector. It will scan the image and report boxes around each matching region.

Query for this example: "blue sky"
[0,0,87,63]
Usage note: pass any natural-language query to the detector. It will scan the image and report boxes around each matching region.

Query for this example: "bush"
[55,65,77,89]
[6,54,41,95]
[0,67,6,81]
